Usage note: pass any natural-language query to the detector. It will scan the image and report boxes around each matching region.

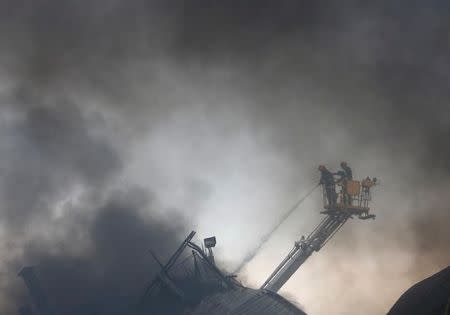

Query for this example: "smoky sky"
[0,104,189,313]
[0,1,449,315]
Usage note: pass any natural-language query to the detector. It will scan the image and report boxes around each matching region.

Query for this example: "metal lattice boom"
[261,178,377,293]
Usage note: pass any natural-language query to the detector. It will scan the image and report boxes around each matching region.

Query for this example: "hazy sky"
[0,1,449,314]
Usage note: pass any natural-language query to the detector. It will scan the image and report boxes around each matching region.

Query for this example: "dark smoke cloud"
[0,1,449,315]
[20,189,186,315]
[0,104,188,313]
[0,105,121,229]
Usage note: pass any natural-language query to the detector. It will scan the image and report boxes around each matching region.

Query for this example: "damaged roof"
[191,287,307,315]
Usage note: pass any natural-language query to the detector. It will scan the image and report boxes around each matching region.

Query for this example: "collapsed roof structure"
[137,231,307,315]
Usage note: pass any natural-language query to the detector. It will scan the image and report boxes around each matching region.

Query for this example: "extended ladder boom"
[260,212,351,292]
[260,176,377,293]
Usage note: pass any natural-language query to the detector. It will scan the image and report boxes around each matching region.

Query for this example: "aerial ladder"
[261,176,377,292]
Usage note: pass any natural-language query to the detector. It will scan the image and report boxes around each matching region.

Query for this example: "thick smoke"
[0,106,120,229]
[0,1,449,315]
[20,190,186,314]
[0,105,188,313]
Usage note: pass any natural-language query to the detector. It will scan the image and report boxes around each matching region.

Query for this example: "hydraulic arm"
[260,212,351,292]
[261,176,377,292]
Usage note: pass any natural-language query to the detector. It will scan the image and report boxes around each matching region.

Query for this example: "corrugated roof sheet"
[192,287,307,315]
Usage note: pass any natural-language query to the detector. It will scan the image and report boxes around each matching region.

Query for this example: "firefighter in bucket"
[318,165,337,206]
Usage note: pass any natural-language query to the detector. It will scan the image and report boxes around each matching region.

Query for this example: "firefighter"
[340,161,352,180]
[338,161,352,205]
[318,165,337,206]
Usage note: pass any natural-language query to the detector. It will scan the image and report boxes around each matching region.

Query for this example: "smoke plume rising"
[0,1,449,314]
